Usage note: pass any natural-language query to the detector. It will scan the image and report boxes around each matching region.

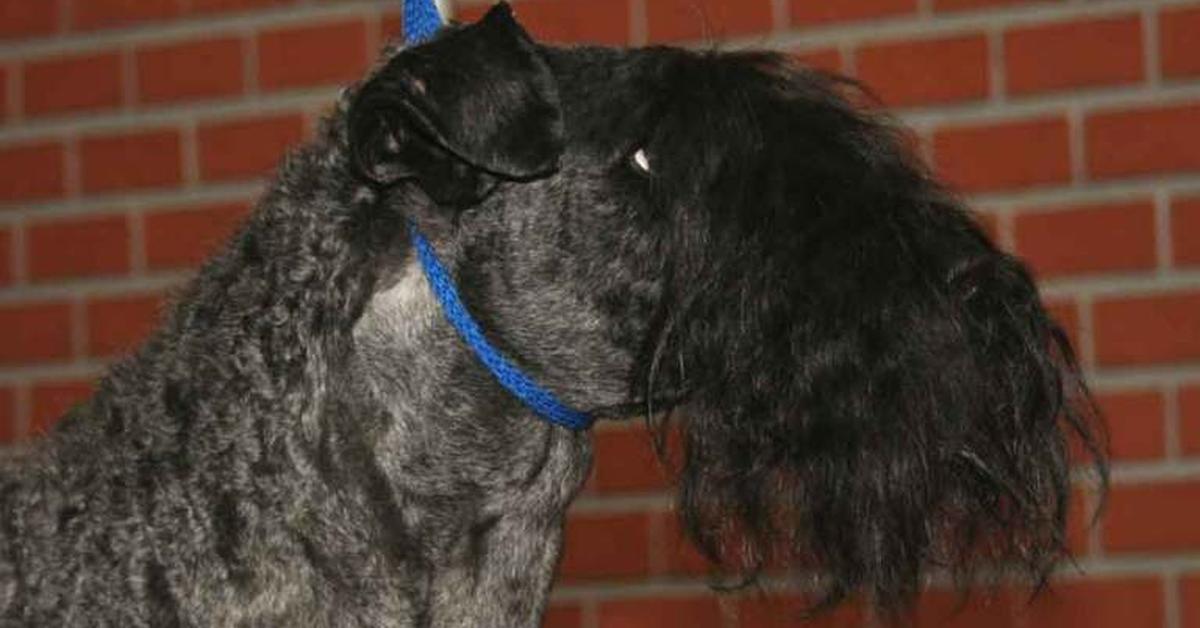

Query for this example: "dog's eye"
[631,148,651,174]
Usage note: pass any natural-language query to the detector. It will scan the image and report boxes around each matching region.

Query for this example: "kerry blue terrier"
[0,4,1106,626]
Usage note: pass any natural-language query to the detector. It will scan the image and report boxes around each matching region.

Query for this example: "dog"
[0,3,1106,626]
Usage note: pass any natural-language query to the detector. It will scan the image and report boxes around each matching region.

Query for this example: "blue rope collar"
[409,224,595,431]
[400,2,591,430]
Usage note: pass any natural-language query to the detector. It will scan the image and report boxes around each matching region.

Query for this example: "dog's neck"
[350,247,594,500]
[330,242,593,627]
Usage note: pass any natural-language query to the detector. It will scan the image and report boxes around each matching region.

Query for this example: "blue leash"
[403,0,443,43]
[403,1,594,430]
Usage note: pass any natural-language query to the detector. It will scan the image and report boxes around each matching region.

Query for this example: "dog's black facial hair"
[518,48,1108,611]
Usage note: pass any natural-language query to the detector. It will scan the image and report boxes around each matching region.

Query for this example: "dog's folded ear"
[348,2,563,206]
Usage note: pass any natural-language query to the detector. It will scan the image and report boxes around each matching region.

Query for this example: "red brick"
[380,11,402,43]
[1005,15,1143,96]
[0,0,59,40]
[189,0,292,14]
[1021,578,1164,628]
[1173,197,1200,268]
[739,594,866,628]
[31,379,93,435]
[1093,291,1200,366]
[1162,6,1200,80]
[27,214,130,281]
[71,0,179,31]
[81,129,182,194]
[790,0,916,26]
[0,141,65,203]
[542,605,582,628]
[645,0,771,43]
[258,20,369,91]
[1183,574,1200,628]
[458,0,632,46]
[1013,200,1156,278]
[1086,103,1200,180]
[558,513,650,581]
[144,201,250,270]
[197,114,304,182]
[657,512,711,576]
[23,51,123,117]
[792,48,844,74]
[136,37,245,105]
[598,597,722,628]
[1182,384,1200,456]
[1094,390,1165,461]
[856,34,989,108]
[592,427,671,493]
[0,387,16,443]
[1043,298,1080,355]
[933,116,1071,193]
[0,302,73,364]
[0,227,11,287]
[914,589,1019,628]
[1065,488,1091,556]
[86,293,162,358]
[1104,481,1200,552]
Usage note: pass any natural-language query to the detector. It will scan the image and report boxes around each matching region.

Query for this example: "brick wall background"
[0,0,1197,626]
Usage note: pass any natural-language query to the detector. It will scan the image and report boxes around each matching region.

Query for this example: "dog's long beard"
[642,209,1105,615]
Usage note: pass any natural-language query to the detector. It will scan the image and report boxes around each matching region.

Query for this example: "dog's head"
[348,2,1106,612]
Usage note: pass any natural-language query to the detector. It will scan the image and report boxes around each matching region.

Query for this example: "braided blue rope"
[403,0,444,43]
[409,224,594,430]
[402,1,592,429]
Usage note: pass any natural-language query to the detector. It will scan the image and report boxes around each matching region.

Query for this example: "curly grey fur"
[0,27,595,628]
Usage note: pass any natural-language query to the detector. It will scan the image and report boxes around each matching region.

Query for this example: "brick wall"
[0,0,1197,626]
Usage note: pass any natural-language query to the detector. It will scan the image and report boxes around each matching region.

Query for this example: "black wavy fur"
[630,53,1106,610]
